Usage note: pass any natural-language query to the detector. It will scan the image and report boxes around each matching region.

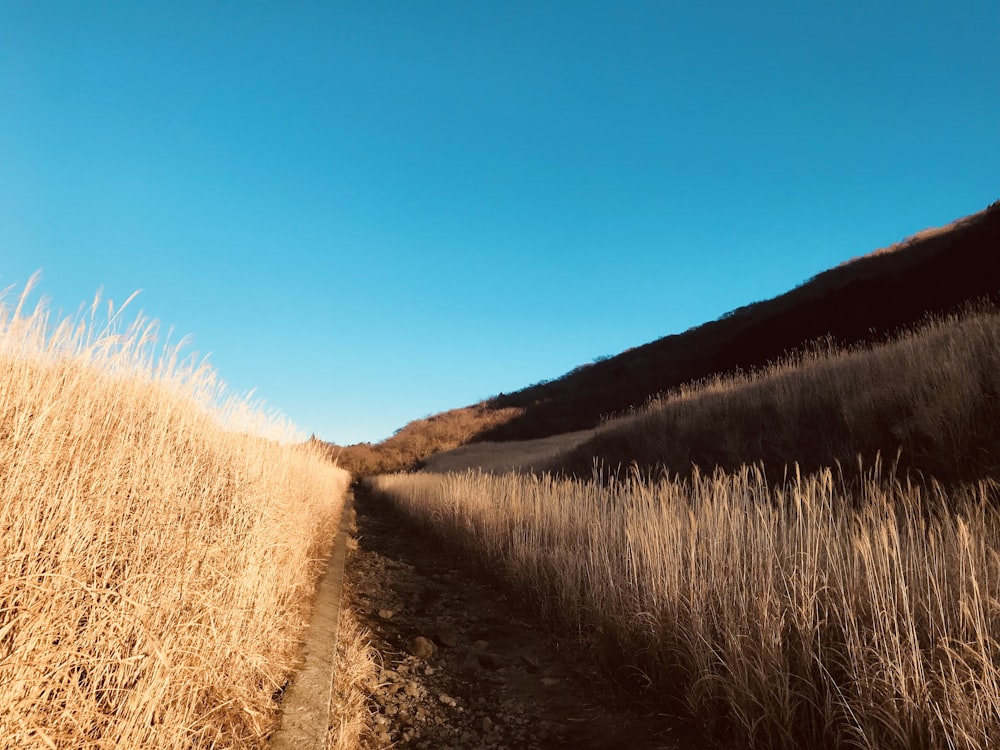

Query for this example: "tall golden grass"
[368,468,1000,749]
[0,280,350,748]
[325,581,377,750]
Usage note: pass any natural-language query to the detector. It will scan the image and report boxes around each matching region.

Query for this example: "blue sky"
[2,2,998,445]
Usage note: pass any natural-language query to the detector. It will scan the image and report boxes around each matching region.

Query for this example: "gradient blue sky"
[2,2,998,444]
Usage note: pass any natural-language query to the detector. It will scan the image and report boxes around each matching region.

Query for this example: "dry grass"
[0,280,352,748]
[325,583,377,750]
[556,306,1000,482]
[328,403,524,477]
[362,305,1000,749]
[420,429,595,475]
[368,467,1000,749]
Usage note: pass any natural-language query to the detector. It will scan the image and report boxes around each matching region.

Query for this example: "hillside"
[328,403,524,476]
[483,200,1000,439]
[333,200,1000,475]
[346,204,1000,749]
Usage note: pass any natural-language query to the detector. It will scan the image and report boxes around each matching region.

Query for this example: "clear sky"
[2,2,997,445]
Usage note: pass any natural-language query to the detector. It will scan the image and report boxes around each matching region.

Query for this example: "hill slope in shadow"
[480,200,1000,441]
[333,200,1000,475]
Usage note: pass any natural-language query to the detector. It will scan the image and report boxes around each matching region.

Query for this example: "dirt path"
[343,488,711,750]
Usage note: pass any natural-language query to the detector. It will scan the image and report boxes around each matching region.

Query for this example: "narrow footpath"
[342,487,711,750]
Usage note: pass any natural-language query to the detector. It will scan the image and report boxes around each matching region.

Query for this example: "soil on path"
[344,488,712,750]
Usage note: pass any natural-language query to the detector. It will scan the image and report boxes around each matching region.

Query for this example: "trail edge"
[270,489,356,749]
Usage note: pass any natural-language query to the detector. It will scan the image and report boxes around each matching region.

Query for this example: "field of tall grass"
[0,281,352,748]
[369,468,1000,749]
[366,308,1000,749]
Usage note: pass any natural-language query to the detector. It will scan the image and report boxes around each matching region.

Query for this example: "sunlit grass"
[0,278,350,748]
[325,580,377,750]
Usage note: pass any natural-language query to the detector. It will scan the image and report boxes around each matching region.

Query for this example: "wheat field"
[0,280,351,749]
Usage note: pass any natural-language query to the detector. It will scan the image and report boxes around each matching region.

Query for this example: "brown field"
[365,306,1000,749]
[0,281,359,749]
[325,589,377,750]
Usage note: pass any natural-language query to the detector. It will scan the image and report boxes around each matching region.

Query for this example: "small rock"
[472,639,490,651]
[438,693,457,707]
[540,677,560,687]
[405,681,421,698]
[377,608,394,620]
[423,665,435,676]
[481,717,493,733]
[408,636,438,660]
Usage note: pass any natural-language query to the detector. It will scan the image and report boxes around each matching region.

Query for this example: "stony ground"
[343,488,712,750]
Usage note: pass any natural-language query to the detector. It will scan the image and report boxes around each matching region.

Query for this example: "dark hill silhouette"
[479,200,1000,442]
[332,200,1000,475]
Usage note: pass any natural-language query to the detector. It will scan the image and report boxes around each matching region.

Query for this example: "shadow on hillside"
[479,201,1000,443]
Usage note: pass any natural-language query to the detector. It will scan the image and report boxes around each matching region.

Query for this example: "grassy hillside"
[0,283,355,748]
[365,286,1000,749]
[342,201,1000,750]
[327,403,522,477]
[333,200,1000,474]
[419,429,595,475]
[483,199,1000,442]
[554,304,1000,483]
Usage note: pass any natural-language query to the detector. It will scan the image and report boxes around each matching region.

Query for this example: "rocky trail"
[342,487,711,750]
